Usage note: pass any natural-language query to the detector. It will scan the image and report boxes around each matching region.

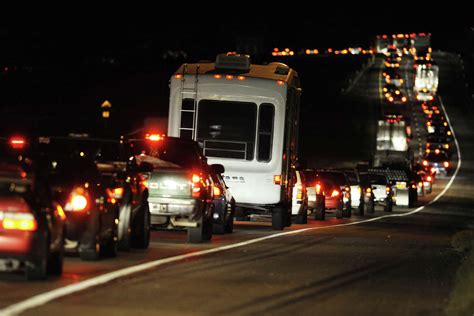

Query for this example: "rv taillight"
[443,161,450,168]
[274,175,282,185]
[315,183,322,194]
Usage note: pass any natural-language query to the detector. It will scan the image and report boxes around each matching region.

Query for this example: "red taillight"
[315,183,322,194]
[9,137,26,149]
[192,174,202,198]
[274,175,282,185]
[0,212,37,231]
[331,190,340,198]
[146,134,164,142]
[65,188,88,212]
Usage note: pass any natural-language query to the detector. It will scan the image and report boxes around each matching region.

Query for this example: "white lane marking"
[0,79,463,316]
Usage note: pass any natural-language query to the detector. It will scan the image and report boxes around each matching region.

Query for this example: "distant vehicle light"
[213,185,221,197]
[443,161,450,168]
[426,176,432,182]
[422,160,428,166]
[65,194,88,212]
[277,80,285,86]
[9,137,26,149]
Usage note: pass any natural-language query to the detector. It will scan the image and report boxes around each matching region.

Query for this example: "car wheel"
[25,256,48,280]
[117,203,132,251]
[131,202,151,249]
[224,203,235,234]
[271,207,285,230]
[294,208,308,224]
[364,201,375,214]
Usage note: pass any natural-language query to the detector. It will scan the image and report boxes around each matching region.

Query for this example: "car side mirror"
[210,164,225,174]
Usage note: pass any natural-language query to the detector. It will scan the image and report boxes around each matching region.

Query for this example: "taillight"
[386,186,391,194]
[9,137,26,149]
[331,190,340,198]
[106,187,124,204]
[315,183,322,194]
[213,185,221,197]
[274,175,282,185]
[0,212,37,231]
[192,174,202,198]
[65,188,88,212]
[296,185,303,200]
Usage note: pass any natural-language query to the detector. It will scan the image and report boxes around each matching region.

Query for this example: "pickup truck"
[130,134,224,243]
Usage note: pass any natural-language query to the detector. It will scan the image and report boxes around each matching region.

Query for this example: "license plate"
[150,203,167,213]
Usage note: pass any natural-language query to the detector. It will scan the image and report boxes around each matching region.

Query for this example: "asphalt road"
[1,52,473,315]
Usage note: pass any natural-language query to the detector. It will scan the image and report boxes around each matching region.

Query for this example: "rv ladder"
[179,64,199,139]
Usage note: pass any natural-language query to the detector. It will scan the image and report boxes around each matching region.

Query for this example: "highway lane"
[1,52,473,315]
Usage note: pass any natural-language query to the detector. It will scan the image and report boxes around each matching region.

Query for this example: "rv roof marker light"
[213,74,222,79]
[225,75,234,80]
[237,75,245,81]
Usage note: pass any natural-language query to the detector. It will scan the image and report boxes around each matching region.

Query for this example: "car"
[291,170,308,224]
[210,164,235,234]
[130,134,217,243]
[365,172,394,212]
[385,71,404,87]
[425,134,451,154]
[343,170,367,216]
[301,170,325,220]
[317,178,346,219]
[32,135,150,260]
[0,136,65,280]
[315,170,352,218]
[385,90,408,104]
[422,150,451,176]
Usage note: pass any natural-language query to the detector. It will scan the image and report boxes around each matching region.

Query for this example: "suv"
[130,134,219,243]
[33,135,150,260]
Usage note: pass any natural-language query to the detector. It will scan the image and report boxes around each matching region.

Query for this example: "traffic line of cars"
[0,132,235,279]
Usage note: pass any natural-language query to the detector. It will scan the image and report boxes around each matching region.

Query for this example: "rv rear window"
[257,103,274,162]
[197,100,257,161]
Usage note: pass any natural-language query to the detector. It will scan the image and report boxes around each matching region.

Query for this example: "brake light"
[0,212,37,231]
[192,174,202,198]
[277,80,285,86]
[315,183,322,194]
[106,187,124,203]
[443,161,449,168]
[9,137,26,149]
[213,185,221,197]
[65,188,88,212]
[146,134,164,142]
[331,190,340,198]
[274,175,282,185]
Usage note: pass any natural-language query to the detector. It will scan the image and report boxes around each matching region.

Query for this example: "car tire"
[25,256,48,280]
[357,203,364,216]
[364,201,375,214]
[384,200,393,212]
[272,207,285,230]
[224,203,235,234]
[213,221,226,235]
[294,209,308,224]
[131,202,151,249]
[118,204,132,251]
